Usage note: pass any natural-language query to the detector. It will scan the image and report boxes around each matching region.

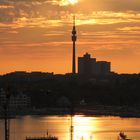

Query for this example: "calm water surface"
[0,115,140,140]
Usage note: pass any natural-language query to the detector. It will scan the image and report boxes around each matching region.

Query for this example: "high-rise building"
[78,53,96,75]
[78,53,111,75]
[72,16,77,74]
[96,61,111,75]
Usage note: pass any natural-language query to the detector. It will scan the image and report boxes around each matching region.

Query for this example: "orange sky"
[0,0,140,74]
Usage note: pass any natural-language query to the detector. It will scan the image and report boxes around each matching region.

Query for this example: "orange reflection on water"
[72,115,98,140]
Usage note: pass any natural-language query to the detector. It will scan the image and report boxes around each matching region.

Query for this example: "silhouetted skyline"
[78,53,111,75]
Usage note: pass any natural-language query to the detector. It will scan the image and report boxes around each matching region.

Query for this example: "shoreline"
[1,106,140,118]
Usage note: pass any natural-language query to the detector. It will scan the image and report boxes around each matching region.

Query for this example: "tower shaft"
[72,41,76,74]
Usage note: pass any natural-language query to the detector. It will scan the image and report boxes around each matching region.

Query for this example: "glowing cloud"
[68,0,78,4]
[59,0,79,6]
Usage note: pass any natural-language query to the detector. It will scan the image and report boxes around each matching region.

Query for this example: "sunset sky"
[0,0,140,74]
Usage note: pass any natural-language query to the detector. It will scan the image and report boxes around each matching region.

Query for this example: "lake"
[0,115,140,140]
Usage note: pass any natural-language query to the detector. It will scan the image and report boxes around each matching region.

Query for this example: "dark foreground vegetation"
[0,72,140,117]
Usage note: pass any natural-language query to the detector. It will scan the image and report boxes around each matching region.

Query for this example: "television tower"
[72,15,77,74]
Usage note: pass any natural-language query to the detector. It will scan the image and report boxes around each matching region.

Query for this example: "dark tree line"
[0,72,140,108]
